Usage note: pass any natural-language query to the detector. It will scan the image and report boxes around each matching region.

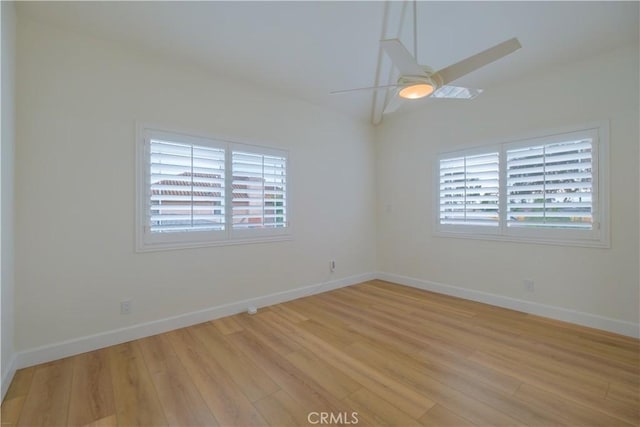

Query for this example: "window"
[137,127,290,251]
[436,123,608,247]
[439,151,500,229]
[232,151,287,232]
[149,139,226,234]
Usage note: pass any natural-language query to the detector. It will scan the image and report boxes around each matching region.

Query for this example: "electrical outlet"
[120,299,132,315]
[330,260,336,272]
[523,279,535,292]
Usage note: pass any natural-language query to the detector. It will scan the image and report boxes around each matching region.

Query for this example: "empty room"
[1,1,639,426]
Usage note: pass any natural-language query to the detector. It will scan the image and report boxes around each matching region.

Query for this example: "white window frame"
[434,122,609,248]
[136,124,291,252]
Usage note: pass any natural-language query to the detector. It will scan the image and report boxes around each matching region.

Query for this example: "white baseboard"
[377,272,640,339]
[1,354,17,402]
[14,272,376,370]
[9,270,638,376]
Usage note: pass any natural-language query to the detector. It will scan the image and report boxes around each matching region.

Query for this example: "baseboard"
[377,272,640,338]
[1,354,17,402]
[15,272,376,370]
[10,270,638,373]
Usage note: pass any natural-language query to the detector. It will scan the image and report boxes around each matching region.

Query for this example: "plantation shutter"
[439,152,500,226]
[232,151,287,229]
[149,139,225,232]
[506,138,593,229]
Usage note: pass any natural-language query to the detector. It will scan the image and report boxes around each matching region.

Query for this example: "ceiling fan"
[331,4,521,115]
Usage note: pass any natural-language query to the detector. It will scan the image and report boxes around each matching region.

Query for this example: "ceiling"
[17,1,640,125]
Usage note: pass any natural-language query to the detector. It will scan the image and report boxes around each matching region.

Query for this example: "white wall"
[14,17,376,352]
[11,9,639,360]
[1,1,17,397]
[376,44,639,329]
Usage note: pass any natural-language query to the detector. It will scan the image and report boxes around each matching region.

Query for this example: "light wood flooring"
[2,280,639,426]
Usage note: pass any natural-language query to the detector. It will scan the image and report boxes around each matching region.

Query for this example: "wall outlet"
[120,299,132,315]
[330,260,336,272]
[523,279,535,292]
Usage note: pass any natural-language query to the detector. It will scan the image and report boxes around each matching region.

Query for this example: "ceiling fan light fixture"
[399,83,435,99]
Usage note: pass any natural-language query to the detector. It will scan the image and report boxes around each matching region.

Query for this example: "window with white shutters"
[150,139,225,233]
[137,126,290,251]
[232,151,287,230]
[436,123,608,247]
[506,138,593,230]
[439,152,500,227]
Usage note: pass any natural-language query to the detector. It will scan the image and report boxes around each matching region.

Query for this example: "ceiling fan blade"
[435,38,521,85]
[431,86,483,99]
[381,39,425,76]
[330,83,403,95]
[383,90,404,115]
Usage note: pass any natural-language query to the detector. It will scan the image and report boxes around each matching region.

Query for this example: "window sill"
[433,230,610,249]
[135,234,293,253]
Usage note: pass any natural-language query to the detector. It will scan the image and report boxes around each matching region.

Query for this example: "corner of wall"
[1,0,17,401]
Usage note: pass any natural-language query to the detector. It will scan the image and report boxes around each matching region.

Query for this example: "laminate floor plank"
[234,311,302,356]
[166,328,266,426]
[82,414,117,427]
[137,334,217,427]
[0,396,25,427]
[419,404,478,427]
[67,349,115,426]
[252,390,308,427]
[408,302,639,387]
[284,298,355,333]
[285,347,361,399]
[296,317,361,349]
[16,358,73,427]
[343,387,423,427]
[4,367,35,402]
[607,381,640,405]
[514,383,635,427]
[210,315,244,335]
[345,283,476,318]
[341,341,525,426]
[189,322,280,402]
[267,303,309,323]
[315,292,478,357]
[350,340,523,397]
[108,342,168,427]
[471,350,639,425]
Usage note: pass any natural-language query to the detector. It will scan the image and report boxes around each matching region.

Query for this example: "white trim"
[434,121,610,248]
[1,354,17,401]
[377,272,640,338]
[12,272,376,370]
[135,123,291,252]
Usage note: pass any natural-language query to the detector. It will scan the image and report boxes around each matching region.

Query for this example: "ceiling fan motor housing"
[397,65,444,99]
